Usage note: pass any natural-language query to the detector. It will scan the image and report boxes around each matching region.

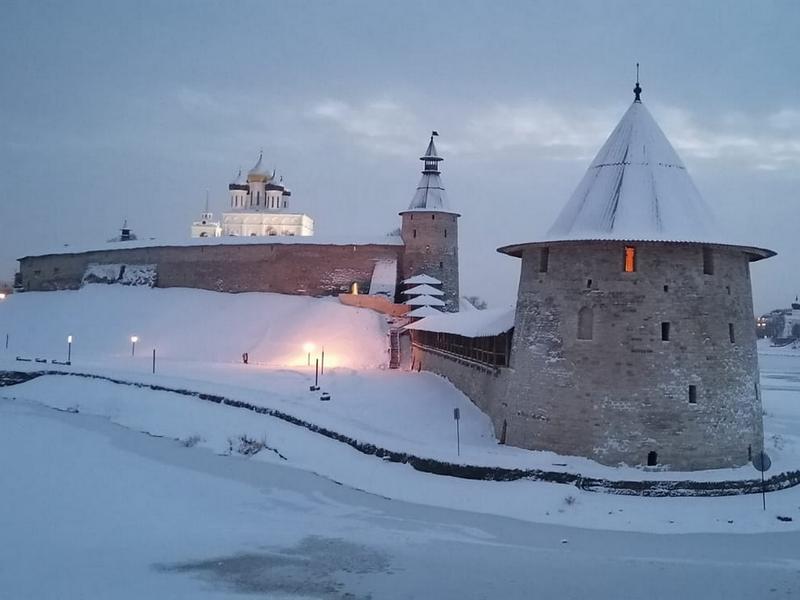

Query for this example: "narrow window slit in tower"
[647,451,658,466]
[703,247,715,275]
[729,323,735,343]
[624,246,636,273]
[726,285,731,295]
[688,385,697,404]
[413,229,417,239]
[539,247,550,273]
[661,322,670,341]
[663,284,669,292]
[586,279,592,288]
[444,229,447,238]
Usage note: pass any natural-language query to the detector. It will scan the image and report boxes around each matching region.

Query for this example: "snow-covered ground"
[1,287,799,547]
[3,399,799,599]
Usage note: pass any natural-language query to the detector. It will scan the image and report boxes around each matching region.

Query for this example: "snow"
[3,401,799,599]
[82,263,157,286]
[406,305,443,318]
[0,286,389,369]
[405,294,446,306]
[368,259,397,297]
[406,306,515,337]
[20,231,404,260]
[402,283,444,296]
[403,273,441,285]
[538,101,774,254]
[2,286,800,540]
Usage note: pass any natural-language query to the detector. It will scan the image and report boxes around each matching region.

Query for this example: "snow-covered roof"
[20,233,404,260]
[402,134,459,215]
[405,307,515,337]
[402,284,444,296]
[497,92,775,261]
[546,100,719,244]
[405,305,443,318]
[368,259,397,297]
[403,274,441,285]
[405,294,446,307]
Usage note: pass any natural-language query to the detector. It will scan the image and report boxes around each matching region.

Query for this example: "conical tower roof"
[499,80,774,261]
[546,100,717,243]
[402,132,459,215]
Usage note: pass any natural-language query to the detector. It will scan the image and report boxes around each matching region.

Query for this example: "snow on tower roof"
[402,274,441,285]
[402,132,459,215]
[405,294,446,307]
[405,305,443,318]
[405,307,515,337]
[498,81,774,261]
[402,284,444,296]
[546,99,717,243]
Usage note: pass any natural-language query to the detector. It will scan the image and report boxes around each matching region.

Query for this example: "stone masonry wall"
[410,341,511,441]
[400,211,459,311]
[503,241,763,471]
[18,243,403,296]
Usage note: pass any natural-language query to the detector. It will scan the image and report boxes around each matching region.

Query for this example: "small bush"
[233,434,268,456]
[180,434,203,448]
[563,495,576,506]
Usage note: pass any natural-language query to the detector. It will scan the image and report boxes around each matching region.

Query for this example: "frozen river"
[1,398,798,600]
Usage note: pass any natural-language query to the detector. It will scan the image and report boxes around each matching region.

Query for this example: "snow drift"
[0,286,389,368]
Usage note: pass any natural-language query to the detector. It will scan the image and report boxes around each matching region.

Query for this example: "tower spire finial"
[633,62,642,103]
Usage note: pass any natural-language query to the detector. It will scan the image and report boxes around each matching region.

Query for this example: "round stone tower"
[497,82,774,470]
[400,133,460,312]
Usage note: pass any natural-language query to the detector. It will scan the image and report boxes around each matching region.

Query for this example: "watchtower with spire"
[494,74,775,470]
[399,132,460,312]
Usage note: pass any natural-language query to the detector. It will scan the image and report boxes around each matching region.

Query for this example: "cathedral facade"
[191,152,314,239]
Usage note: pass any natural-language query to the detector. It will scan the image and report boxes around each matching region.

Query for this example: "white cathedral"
[191,152,314,238]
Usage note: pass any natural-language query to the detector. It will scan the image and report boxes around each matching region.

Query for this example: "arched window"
[577,307,594,340]
[199,232,208,237]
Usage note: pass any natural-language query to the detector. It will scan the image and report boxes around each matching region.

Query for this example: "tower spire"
[633,62,642,103]
[421,130,443,174]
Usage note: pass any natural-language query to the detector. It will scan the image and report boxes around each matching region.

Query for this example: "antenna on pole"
[634,62,642,103]
[204,189,209,213]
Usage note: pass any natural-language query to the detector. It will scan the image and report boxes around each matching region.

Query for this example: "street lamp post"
[303,342,315,367]
[67,335,73,364]
[131,336,138,357]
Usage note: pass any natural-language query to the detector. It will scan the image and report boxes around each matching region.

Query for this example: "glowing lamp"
[303,342,315,366]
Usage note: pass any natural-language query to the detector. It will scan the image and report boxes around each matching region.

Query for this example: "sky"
[1,0,798,313]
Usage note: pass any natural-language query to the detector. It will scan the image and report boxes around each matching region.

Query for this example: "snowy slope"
[0,286,389,368]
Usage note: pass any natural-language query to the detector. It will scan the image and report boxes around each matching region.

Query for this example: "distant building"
[190,200,222,238]
[781,298,800,339]
[218,152,314,238]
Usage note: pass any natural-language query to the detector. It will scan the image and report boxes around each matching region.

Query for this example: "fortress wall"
[18,243,404,297]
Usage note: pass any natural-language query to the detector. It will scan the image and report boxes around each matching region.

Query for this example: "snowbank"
[0,286,389,368]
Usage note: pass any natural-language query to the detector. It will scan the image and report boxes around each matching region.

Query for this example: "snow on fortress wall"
[17,239,403,297]
[0,286,389,368]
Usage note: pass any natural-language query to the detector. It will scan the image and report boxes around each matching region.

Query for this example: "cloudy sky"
[1,0,798,312]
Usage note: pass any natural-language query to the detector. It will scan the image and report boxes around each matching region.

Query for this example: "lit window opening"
[624,246,636,273]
